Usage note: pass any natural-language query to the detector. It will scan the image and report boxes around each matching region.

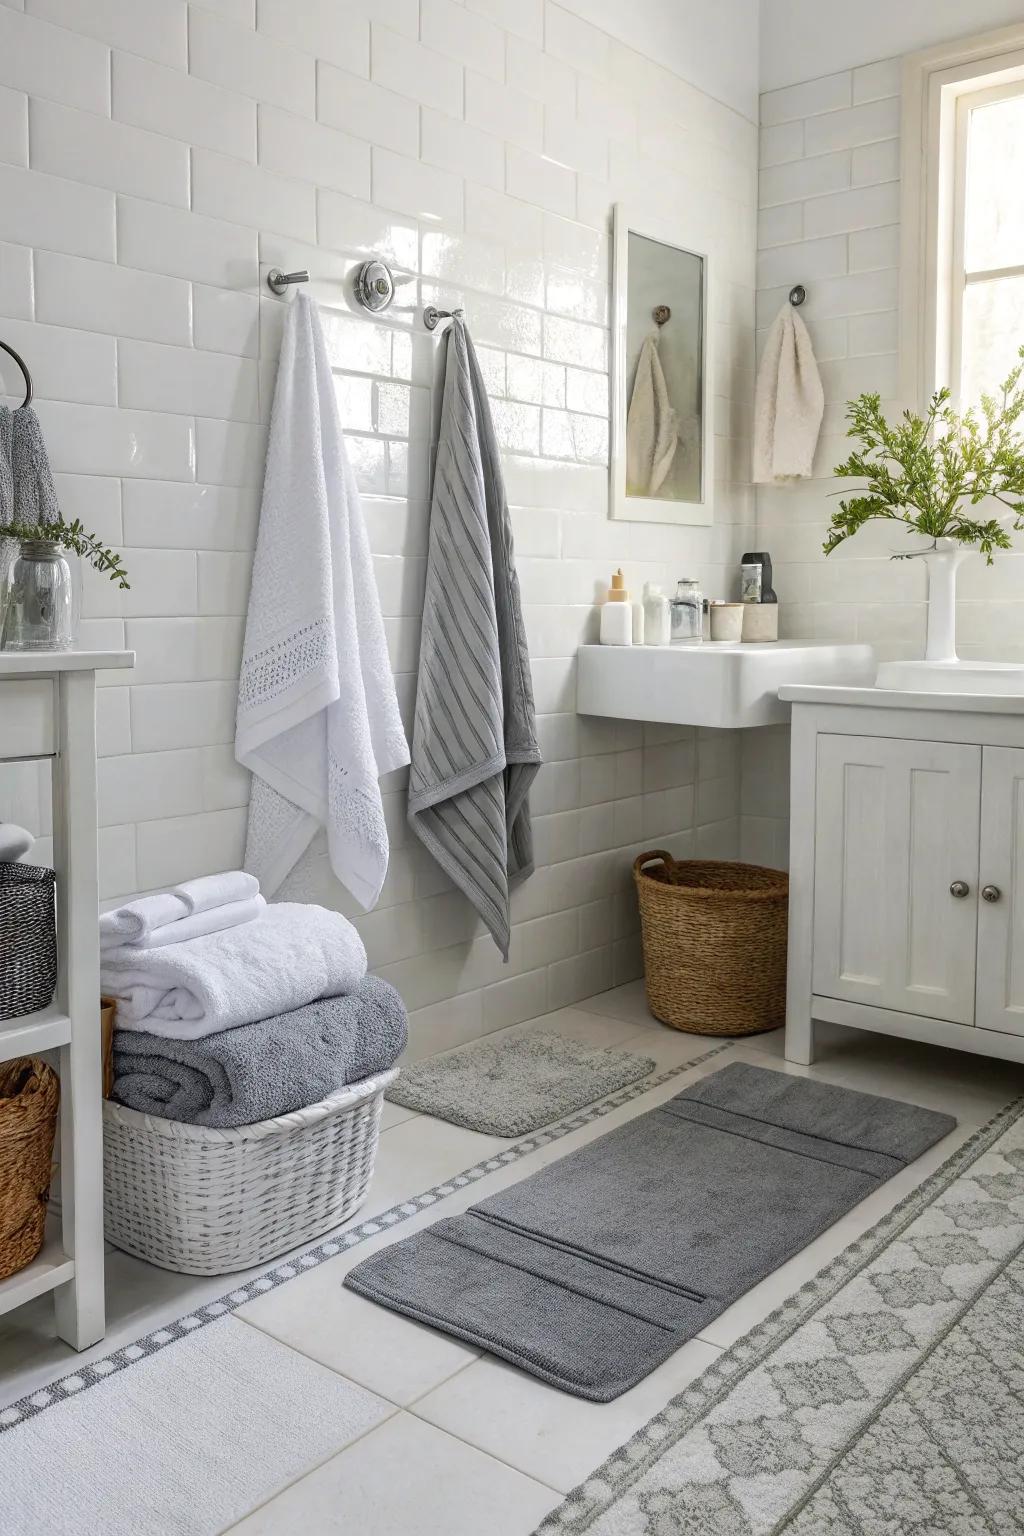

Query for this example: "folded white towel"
[104,894,267,953]
[101,902,367,1040]
[100,892,189,947]
[172,870,259,916]
[235,294,409,911]
[752,303,824,484]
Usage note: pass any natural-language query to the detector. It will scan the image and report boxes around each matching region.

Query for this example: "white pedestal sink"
[577,640,875,729]
[875,660,1024,695]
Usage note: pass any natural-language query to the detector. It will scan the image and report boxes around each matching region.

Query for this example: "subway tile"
[0,7,110,114]
[112,51,256,162]
[135,807,248,888]
[543,214,605,278]
[119,340,260,422]
[121,481,259,551]
[422,0,503,79]
[29,98,190,207]
[259,105,370,199]
[759,150,850,207]
[370,24,463,117]
[543,102,607,180]
[130,682,237,752]
[34,251,192,345]
[757,202,802,250]
[124,616,246,683]
[97,687,132,758]
[544,3,608,78]
[0,164,115,260]
[756,233,846,290]
[28,0,186,66]
[852,58,901,105]
[543,313,606,370]
[0,85,27,166]
[373,147,463,227]
[848,223,900,273]
[189,7,315,116]
[52,473,122,544]
[118,197,256,288]
[192,149,316,241]
[759,120,803,168]
[258,0,369,74]
[200,743,251,810]
[464,183,543,249]
[760,70,852,126]
[421,109,503,192]
[804,96,900,156]
[119,548,199,619]
[316,191,419,268]
[0,241,33,319]
[99,748,204,827]
[852,137,899,187]
[464,71,542,152]
[421,230,505,295]
[803,180,900,238]
[192,285,260,357]
[466,0,542,42]
[195,418,268,486]
[0,315,116,406]
[316,66,419,157]
[506,32,575,106]
[197,550,254,614]
[33,399,195,479]
[506,144,575,217]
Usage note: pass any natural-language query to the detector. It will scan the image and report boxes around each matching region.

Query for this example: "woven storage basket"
[633,851,788,1036]
[0,862,57,1021]
[0,1057,59,1281]
[103,1068,397,1276]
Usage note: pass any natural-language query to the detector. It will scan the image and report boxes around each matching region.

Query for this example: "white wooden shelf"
[0,1005,72,1064]
[0,647,133,1350]
[0,1239,75,1320]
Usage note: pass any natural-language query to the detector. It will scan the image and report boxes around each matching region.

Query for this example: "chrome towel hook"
[267,268,310,296]
[424,305,465,331]
[788,283,807,307]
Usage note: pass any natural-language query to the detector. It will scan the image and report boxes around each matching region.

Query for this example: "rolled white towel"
[100,891,189,948]
[0,823,34,862]
[172,870,259,915]
[101,901,367,1040]
[104,894,267,953]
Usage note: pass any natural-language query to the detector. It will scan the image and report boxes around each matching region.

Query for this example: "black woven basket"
[0,863,57,1021]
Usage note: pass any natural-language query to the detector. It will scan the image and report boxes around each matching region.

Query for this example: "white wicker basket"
[103,1068,398,1276]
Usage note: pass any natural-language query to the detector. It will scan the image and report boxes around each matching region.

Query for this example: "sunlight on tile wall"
[0,0,758,1044]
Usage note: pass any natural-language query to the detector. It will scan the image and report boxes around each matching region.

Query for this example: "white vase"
[922,538,968,662]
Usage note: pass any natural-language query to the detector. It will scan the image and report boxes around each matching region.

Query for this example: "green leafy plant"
[825,345,1024,565]
[0,518,130,589]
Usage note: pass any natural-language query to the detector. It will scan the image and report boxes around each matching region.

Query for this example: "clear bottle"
[670,578,703,644]
[643,582,671,646]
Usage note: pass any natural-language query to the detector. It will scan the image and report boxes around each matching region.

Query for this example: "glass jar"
[1,540,74,652]
[670,578,703,644]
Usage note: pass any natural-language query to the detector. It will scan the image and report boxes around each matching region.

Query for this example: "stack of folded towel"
[101,871,407,1129]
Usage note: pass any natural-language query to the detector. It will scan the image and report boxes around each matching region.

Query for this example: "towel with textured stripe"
[408,318,541,959]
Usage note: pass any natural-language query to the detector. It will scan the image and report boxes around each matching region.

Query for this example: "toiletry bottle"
[670,578,703,644]
[643,583,671,646]
[631,590,645,645]
[599,569,632,645]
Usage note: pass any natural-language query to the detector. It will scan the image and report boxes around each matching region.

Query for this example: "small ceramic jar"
[741,603,779,642]
[708,601,744,642]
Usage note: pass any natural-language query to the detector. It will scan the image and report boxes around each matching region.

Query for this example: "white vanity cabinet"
[782,685,1024,1067]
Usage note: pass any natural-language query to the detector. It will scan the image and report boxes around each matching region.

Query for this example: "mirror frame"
[610,203,714,526]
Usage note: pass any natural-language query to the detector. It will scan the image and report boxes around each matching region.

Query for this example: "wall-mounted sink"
[875,660,1024,695]
[577,640,876,729]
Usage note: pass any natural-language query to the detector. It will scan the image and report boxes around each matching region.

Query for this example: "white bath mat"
[0,1315,389,1535]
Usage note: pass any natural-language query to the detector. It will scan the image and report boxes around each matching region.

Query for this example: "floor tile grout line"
[400,1405,567,1497]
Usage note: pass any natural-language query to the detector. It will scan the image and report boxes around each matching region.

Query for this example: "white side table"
[0,648,133,1349]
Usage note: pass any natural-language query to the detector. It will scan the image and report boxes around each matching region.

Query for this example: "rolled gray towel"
[111,976,407,1129]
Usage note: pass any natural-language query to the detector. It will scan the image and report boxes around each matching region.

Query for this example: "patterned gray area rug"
[386,1030,657,1135]
[534,1093,1024,1535]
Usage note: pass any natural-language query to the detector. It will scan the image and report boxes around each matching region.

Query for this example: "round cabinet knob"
[982,885,1002,903]
[949,880,970,898]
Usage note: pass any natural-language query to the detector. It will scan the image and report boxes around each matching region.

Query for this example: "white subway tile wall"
[0,0,758,1045]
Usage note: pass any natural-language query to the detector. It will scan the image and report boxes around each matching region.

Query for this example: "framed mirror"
[610,205,713,525]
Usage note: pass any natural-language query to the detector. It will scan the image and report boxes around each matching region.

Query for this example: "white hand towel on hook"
[752,302,824,483]
[235,293,409,907]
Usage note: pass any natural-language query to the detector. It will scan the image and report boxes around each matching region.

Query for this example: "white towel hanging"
[752,303,824,484]
[235,294,409,908]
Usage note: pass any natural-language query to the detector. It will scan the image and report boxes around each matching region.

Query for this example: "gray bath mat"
[347,1062,955,1401]
[385,1030,656,1136]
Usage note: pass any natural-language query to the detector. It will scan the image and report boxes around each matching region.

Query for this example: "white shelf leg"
[784,707,817,1067]
[51,669,105,1350]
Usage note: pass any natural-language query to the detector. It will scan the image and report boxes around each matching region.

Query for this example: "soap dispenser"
[599,569,632,645]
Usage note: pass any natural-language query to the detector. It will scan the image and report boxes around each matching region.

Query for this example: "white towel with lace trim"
[235,294,409,908]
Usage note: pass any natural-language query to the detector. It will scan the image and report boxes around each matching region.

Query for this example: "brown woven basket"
[0,1056,59,1281]
[633,852,789,1036]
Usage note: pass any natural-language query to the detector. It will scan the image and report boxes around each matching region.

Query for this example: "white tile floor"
[3,983,1023,1534]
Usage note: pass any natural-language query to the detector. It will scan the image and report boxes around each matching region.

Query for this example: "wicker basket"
[633,852,788,1036]
[0,1057,60,1281]
[102,1068,398,1276]
[0,863,57,1021]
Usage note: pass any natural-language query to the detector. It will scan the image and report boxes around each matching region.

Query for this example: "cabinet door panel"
[976,746,1024,1036]
[812,734,981,1024]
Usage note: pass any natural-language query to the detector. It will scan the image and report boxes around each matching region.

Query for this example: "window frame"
[900,24,1024,410]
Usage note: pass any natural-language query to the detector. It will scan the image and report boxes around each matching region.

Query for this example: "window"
[901,26,1024,410]
[955,79,1024,407]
